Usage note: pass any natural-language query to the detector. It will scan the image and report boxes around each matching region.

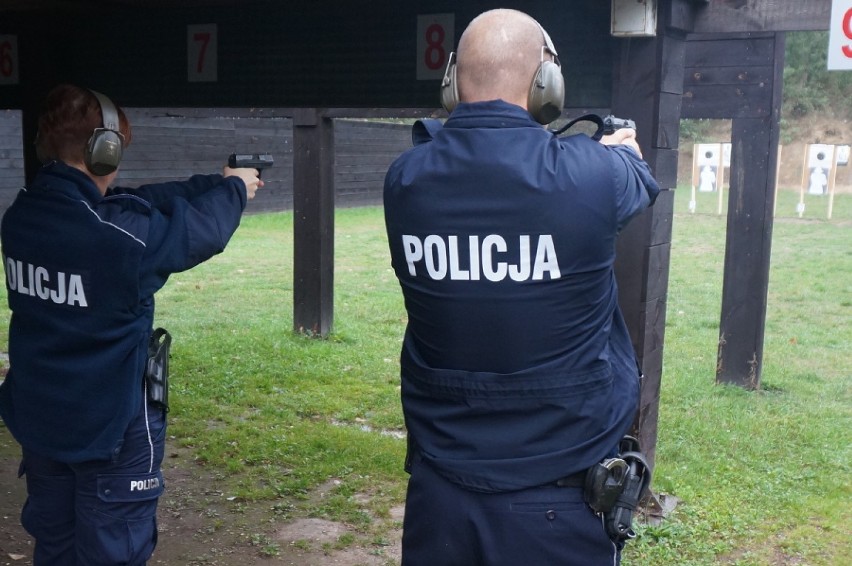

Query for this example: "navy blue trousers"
[402,454,620,566]
[18,394,166,566]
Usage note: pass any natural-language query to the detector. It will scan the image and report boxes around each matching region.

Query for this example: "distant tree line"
[783,31,852,119]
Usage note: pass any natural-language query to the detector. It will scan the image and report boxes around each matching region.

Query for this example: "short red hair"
[36,84,132,164]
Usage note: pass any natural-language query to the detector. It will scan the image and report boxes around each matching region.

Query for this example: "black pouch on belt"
[584,436,652,543]
[145,328,172,411]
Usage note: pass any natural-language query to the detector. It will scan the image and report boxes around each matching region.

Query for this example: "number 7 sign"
[828,0,852,70]
[188,24,218,82]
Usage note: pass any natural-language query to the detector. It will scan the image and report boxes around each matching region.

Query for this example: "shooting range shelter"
[0,0,835,471]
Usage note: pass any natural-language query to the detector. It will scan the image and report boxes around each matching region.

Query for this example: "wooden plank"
[292,109,335,337]
[716,33,785,389]
[681,83,773,119]
[685,35,776,67]
[610,24,684,471]
[683,65,775,86]
[692,0,830,32]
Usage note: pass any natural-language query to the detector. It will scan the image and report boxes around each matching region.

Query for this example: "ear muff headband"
[85,89,124,176]
[439,21,565,125]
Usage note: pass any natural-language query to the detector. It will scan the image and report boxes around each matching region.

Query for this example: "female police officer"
[0,84,262,565]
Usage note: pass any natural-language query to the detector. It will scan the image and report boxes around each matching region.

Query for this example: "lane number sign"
[828,0,852,70]
[417,14,454,80]
[0,35,19,85]
[188,24,218,82]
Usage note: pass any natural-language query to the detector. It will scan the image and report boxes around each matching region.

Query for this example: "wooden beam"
[292,108,335,337]
[611,7,685,469]
[691,0,830,32]
[716,33,785,388]
[681,34,778,119]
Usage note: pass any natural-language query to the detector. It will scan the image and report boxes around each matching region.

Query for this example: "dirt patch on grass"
[0,429,402,566]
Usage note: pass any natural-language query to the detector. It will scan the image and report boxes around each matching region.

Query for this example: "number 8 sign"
[828,0,852,70]
[417,14,454,81]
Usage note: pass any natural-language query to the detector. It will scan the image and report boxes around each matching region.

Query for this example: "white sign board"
[188,24,218,82]
[828,0,852,70]
[417,14,454,81]
[0,35,19,85]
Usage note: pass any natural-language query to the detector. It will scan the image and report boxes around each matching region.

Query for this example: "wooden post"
[715,33,785,388]
[292,108,335,337]
[827,147,839,220]
[610,4,684,471]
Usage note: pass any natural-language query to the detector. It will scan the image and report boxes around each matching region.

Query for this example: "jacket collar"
[32,161,103,204]
[444,100,541,129]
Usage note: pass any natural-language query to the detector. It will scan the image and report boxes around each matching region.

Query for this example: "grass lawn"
[0,188,848,564]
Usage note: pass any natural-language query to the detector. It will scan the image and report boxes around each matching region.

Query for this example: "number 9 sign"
[0,35,19,85]
[828,0,852,70]
[417,14,454,81]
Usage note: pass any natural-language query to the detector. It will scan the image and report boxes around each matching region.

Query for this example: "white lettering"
[16,261,28,295]
[50,273,66,304]
[130,477,161,492]
[66,274,87,307]
[508,235,531,281]
[5,257,16,290]
[533,235,561,280]
[35,266,49,300]
[399,235,561,282]
[402,235,422,276]
[468,236,480,280]
[3,256,88,307]
[423,235,447,279]
[448,236,469,280]
[482,235,508,282]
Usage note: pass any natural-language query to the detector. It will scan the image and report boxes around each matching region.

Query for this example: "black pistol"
[602,115,636,136]
[228,153,274,177]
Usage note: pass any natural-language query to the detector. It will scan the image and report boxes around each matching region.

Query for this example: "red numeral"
[843,8,852,58]
[193,32,211,73]
[424,23,446,70]
[0,40,13,77]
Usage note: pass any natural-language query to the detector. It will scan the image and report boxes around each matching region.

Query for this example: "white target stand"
[799,144,845,219]
[690,143,726,214]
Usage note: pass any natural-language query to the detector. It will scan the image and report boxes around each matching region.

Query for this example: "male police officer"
[383,9,660,565]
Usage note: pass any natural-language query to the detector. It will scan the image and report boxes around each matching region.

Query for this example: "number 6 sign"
[187,24,218,82]
[417,14,454,81]
[828,0,852,70]
[0,35,19,85]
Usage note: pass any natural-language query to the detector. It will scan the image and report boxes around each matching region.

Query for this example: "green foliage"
[783,32,852,119]
[679,119,714,145]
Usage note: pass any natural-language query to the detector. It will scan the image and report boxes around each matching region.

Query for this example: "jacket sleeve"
[137,175,248,296]
[608,145,661,233]
[110,174,228,209]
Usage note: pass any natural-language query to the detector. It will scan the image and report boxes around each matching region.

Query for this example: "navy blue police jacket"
[383,100,661,493]
[0,161,247,463]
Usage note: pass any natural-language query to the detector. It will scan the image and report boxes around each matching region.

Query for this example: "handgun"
[602,115,636,135]
[228,153,274,177]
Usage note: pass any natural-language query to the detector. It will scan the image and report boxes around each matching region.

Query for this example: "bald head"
[456,9,551,108]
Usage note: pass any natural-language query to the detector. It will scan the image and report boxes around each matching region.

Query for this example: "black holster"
[584,436,652,543]
[145,328,171,411]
